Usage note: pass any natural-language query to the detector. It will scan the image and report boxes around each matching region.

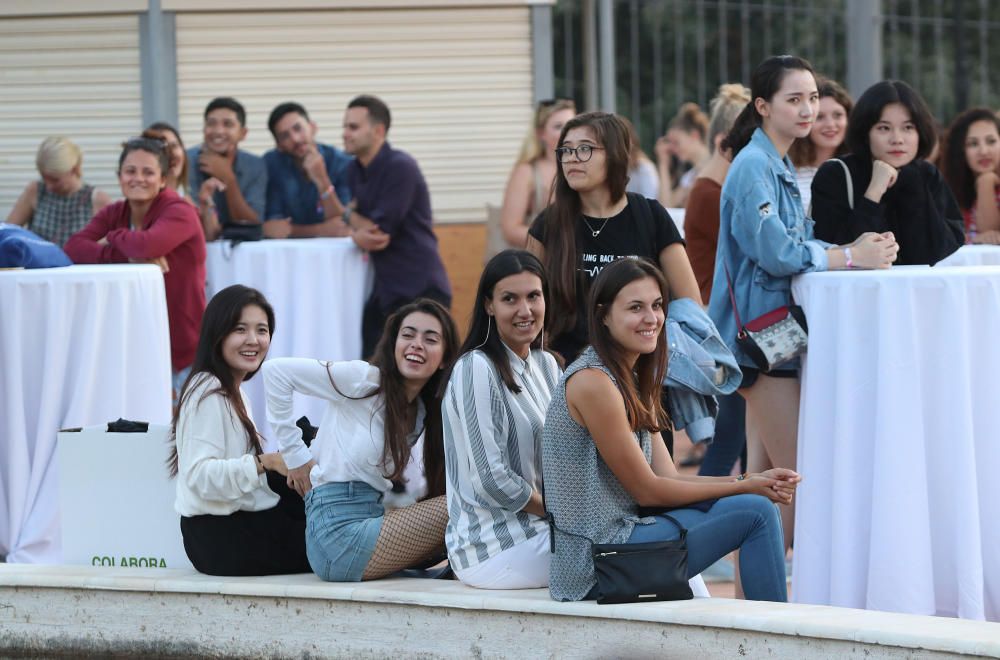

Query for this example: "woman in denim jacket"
[707,55,898,555]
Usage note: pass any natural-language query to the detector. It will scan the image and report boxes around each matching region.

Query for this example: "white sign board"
[57,424,192,569]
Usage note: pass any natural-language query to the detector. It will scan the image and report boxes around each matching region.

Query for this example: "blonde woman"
[7,137,112,246]
[488,99,576,257]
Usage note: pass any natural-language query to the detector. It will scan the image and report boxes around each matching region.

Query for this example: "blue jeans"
[628,494,787,601]
[698,393,746,477]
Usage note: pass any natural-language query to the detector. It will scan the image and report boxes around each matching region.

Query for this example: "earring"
[474,315,492,350]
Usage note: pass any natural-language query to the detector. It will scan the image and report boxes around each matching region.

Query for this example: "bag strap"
[544,510,688,553]
[722,264,745,334]
[831,158,854,210]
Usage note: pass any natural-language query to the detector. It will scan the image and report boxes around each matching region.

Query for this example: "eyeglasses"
[122,136,166,152]
[555,144,604,163]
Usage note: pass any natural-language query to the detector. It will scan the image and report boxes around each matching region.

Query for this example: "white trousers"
[454,530,551,589]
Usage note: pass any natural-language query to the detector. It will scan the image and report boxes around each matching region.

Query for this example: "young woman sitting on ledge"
[442,250,562,589]
[542,257,800,602]
[170,284,310,576]
[263,299,459,582]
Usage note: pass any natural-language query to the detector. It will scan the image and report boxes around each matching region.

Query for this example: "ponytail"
[721,54,816,158]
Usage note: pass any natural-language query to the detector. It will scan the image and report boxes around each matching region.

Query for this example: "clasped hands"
[743,468,801,506]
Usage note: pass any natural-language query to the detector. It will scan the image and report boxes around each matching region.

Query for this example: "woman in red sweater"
[65,137,207,396]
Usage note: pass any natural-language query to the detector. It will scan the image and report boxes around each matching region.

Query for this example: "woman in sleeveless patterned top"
[541,257,797,602]
[7,136,111,247]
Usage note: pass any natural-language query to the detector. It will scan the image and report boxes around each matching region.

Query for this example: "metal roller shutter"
[175,6,534,225]
[0,14,142,215]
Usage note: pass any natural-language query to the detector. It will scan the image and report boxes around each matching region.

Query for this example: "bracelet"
[844,247,854,269]
[319,185,335,201]
[736,472,747,481]
[342,206,353,227]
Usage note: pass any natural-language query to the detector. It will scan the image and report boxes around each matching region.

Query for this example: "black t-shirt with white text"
[529,193,683,363]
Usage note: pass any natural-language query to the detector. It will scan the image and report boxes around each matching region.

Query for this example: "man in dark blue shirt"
[262,102,354,239]
[341,95,452,358]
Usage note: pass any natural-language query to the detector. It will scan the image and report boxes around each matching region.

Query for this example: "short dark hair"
[118,137,170,175]
[267,102,309,139]
[348,95,391,132]
[846,80,936,160]
[204,97,247,127]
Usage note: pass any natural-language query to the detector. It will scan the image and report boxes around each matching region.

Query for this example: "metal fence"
[554,0,1000,151]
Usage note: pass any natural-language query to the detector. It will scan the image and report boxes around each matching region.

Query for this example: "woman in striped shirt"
[442,250,561,589]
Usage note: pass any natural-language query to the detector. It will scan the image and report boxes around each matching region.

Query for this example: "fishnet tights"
[361,495,448,580]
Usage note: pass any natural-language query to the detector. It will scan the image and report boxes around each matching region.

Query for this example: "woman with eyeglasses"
[143,122,190,198]
[65,137,207,397]
[526,111,701,366]
[489,98,577,258]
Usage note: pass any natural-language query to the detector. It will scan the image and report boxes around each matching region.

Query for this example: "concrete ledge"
[1,565,997,658]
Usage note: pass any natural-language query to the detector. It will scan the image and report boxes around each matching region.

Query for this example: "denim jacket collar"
[750,127,797,185]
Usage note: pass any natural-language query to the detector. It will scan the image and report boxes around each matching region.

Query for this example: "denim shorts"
[304,481,384,582]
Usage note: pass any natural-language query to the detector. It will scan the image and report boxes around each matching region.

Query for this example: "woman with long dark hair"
[942,108,1000,244]
[170,284,309,576]
[707,56,897,554]
[542,257,798,603]
[811,80,964,264]
[526,111,701,365]
[442,249,561,589]
[263,299,459,581]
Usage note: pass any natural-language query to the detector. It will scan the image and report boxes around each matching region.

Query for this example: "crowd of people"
[5,53,996,603]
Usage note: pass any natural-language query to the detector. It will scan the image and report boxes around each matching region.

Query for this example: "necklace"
[582,214,611,237]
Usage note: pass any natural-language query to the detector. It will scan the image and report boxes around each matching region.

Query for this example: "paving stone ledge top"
[0,564,997,657]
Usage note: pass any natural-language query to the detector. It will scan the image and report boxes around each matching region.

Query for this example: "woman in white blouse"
[263,299,459,582]
[170,285,309,576]
[442,250,561,589]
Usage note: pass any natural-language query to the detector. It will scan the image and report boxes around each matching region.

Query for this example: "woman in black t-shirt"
[527,111,701,364]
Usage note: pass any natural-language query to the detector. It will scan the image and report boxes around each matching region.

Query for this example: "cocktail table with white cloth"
[936,244,1000,267]
[206,238,373,446]
[791,263,1000,621]
[0,265,173,563]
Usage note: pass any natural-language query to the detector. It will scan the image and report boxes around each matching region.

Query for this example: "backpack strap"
[831,158,854,210]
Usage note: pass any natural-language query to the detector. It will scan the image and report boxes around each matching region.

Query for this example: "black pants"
[180,471,310,576]
[361,288,452,360]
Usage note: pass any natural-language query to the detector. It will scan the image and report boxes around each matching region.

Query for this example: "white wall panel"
[176,7,534,224]
[0,15,142,216]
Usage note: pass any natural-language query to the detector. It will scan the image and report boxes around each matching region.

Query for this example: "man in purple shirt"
[341,95,452,358]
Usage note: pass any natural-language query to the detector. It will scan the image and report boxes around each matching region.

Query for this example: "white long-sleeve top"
[262,358,425,494]
[174,373,278,517]
[442,346,560,570]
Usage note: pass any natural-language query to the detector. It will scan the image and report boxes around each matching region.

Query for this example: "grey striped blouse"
[442,346,560,570]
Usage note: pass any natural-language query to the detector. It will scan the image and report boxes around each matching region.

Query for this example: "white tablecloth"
[0,265,172,563]
[791,264,1000,621]
[206,238,372,447]
[937,244,1000,267]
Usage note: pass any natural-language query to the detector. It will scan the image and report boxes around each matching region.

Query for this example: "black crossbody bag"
[546,511,693,604]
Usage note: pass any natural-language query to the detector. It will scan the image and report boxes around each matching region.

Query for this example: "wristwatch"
[342,206,353,227]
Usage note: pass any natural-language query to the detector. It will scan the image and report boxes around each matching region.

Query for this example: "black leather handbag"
[549,512,693,605]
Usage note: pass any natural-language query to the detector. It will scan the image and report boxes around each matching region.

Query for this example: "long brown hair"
[942,108,1000,210]
[168,285,275,477]
[340,299,458,497]
[788,77,853,167]
[587,257,670,433]
[544,111,632,341]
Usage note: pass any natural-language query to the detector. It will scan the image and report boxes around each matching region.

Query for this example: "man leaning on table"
[262,102,354,239]
[341,94,452,358]
[187,96,267,241]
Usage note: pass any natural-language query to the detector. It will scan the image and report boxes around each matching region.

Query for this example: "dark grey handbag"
[548,512,693,604]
